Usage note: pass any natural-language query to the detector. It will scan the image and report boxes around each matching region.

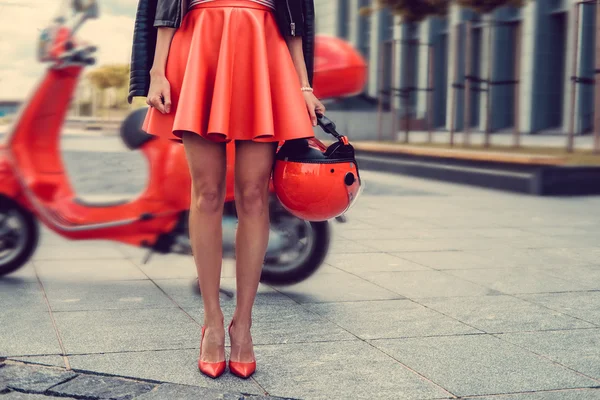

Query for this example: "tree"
[457,0,524,147]
[360,0,448,22]
[456,0,524,14]
[86,64,130,117]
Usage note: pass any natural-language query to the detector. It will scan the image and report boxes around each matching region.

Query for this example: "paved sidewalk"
[0,360,288,399]
[2,170,600,399]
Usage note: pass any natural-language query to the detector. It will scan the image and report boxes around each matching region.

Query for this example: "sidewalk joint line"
[32,261,72,371]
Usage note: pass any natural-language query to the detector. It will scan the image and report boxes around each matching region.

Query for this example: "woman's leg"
[182,131,227,363]
[230,140,277,362]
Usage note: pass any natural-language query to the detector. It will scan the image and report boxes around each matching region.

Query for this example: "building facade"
[314,0,598,135]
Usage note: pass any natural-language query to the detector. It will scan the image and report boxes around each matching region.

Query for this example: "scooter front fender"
[0,160,21,200]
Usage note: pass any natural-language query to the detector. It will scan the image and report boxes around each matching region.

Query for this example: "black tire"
[0,197,39,277]
[260,221,330,286]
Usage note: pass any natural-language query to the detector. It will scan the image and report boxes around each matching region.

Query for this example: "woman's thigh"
[234,141,277,212]
[182,132,227,210]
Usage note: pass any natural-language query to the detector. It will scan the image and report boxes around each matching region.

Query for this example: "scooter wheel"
[260,221,330,286]
[0,197,39,277]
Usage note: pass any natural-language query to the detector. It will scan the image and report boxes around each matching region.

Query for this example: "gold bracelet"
[300,86,313,92]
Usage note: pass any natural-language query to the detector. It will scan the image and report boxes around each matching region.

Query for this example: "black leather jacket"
[128,0,315,103]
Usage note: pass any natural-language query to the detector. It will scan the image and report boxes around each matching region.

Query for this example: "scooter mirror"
[72,0,99,18]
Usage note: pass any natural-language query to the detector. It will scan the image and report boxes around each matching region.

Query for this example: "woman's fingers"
[151,95,166,114]
[162,88,172,114]
[146,76,171,114]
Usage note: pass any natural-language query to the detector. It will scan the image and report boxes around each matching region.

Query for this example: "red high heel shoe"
[228,320,256,379]
[198,326,226,379]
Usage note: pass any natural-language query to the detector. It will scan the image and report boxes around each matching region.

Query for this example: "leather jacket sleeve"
[302,0,315,86]
[154,0,186,28]
[128,0,158,103]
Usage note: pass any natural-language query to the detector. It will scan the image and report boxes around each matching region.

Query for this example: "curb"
[354,148,600,196]
[352,142,566,166]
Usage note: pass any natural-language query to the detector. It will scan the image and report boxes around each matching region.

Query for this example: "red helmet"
[273,114,362,222]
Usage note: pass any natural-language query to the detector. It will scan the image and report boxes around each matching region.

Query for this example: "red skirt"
[142,0,315,143]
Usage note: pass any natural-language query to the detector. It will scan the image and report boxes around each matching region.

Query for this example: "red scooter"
[0,0,367,284]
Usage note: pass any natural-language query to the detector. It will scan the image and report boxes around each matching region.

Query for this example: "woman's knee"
[192,182,225,214]
[236,182,269,217]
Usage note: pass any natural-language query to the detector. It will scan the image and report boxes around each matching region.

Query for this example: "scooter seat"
[120,107,156,150]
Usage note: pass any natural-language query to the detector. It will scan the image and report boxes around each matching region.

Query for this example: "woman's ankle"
[203,311,225,329]
[230,314,252,331]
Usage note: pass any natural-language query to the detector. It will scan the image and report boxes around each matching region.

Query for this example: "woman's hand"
[303,91,326,127]
[146,71,171,114]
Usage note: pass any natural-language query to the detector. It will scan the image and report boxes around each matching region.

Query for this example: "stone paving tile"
[275,270,403,303]
[153,278,293,309]
[6,356,65,368]
[0,311,61,357]
[47,374,155,399]
[540,248,600,266]
[394,251,502,270]
[358,238,483,252]
[370,334,598,397]
[41,280,177,312]
[521,226,597,236]
[304,299,481,340]
[0,281,47,314]
[358,218,444,231]
[0,263,37,283]
[68,350,264,394]
[497,329,600,380]
[0,391,55,399]
[53,308,200,354]
[466,248,595,268]
[0,364,76,393]
[327,239,378,253]
[37,229,72,247]
[35,259,147,283]
[535,266,600,291]
[544,235,600,249]
[362,270,499,298]
[417,295,596,333]
[137,257,205,279]
[516,291,600,326]
[445,268,594,294]
[126,252,238,279]
[334,226,507,241]
[33,242,125,261]
[252,340,452,400]
[463,388,600,399]
[134,383,286,400]
[114,243,150,259]
[470,228,538,238]
[416,217,507,229]
[335,228,436,240]
[329,219,378,231]
[323,252,430,275]
[185,302,357,346]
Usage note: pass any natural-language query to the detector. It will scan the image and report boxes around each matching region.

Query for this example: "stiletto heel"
[198,326,226,379]
[228,320,256,379]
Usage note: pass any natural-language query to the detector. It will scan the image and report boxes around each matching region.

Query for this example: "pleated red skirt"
[142,0,315,143]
